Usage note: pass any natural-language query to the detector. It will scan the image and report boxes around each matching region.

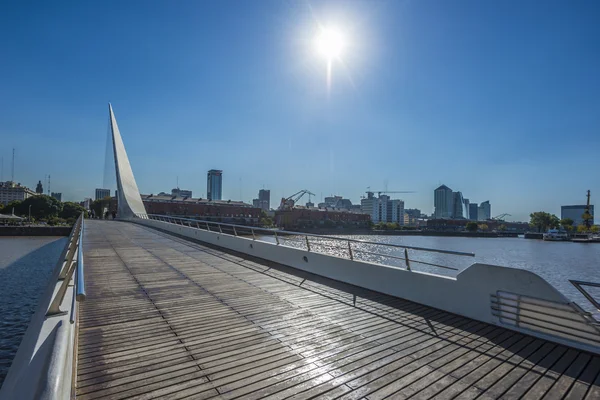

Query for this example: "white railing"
[0,213,86,400]
[136,213,475,273]
[135,213,600,355]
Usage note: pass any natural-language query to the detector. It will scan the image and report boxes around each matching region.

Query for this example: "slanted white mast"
[109,103,146,218]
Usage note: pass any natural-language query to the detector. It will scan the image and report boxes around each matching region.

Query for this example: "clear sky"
[1,0,599,221]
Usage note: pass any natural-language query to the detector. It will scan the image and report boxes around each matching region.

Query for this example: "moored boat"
[542,229,569,241]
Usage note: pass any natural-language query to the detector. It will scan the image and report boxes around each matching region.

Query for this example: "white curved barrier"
[135,217,600,355]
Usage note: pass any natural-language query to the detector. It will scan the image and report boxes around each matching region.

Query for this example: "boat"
[572,234,600,243]
[542,229,569,241]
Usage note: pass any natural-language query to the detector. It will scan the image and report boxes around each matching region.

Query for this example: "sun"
[315,27,345,60]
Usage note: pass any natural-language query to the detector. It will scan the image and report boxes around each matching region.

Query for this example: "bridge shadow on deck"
[138,222,600,399]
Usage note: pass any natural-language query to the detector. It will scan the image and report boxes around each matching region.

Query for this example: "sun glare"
[315,27,345,60]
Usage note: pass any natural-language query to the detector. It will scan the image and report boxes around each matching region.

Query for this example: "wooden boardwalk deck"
[76,220,600,400]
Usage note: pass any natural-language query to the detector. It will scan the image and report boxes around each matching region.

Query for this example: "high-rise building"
[561,205,594,226]
[258,189,270,210]
[478,201,491,221]
[469,203,479,221]
[463,198,470,219]
[361,193,404,224]
[35,180,43,194]
[452,191,466,219]
[51,192,62,202]
[0,181,37,205]
[207,169,222,201]
[172,188,193,198]
[434,185,454,219]
[95,188,110,200]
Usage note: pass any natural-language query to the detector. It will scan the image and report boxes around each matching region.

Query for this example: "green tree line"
[1,195,87,225]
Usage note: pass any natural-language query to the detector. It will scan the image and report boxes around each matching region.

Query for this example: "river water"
[0,237,66,386]
[269,234,600,313]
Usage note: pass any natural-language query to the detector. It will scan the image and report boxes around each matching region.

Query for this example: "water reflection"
[0,237,66,385]
[260,234,600,313]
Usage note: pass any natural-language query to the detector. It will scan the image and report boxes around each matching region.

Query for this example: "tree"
[465,222,478,232]
[21,195,62,220]
[387,222,400,230]
[498,224,507,231]
[1,200,22,215]
[529,212,560,232]
[60,202,87,219]
[577,225,589,233]
[478,223,489,231]
[591,225,599,233]
[560,218,574,231]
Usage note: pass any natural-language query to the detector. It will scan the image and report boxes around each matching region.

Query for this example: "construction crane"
[278,189,316,211]
[492,213,511,221]
[364,189,416,199]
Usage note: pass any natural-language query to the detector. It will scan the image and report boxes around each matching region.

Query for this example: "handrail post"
[251,228,256,240]
[219,224,223,234]
[274,232,280,245]
[404,248,411,271]
[196,222,200,229]
[305,235,311,251]
[206,222,210,232]
[233,226,238,236]
[348,241,353,260]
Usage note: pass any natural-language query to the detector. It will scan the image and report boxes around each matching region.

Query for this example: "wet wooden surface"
[76,220,600,399]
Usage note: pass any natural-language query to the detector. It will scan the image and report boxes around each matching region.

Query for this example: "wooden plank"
[75,221,600,400]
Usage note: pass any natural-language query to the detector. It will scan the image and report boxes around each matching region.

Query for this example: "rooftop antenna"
[11,148,15,182]
[176,176,179,189]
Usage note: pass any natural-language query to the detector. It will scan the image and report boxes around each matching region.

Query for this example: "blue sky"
[1,0,599,221]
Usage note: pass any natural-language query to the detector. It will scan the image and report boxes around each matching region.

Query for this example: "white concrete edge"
[0,241,76,400]
[135,218,600,355]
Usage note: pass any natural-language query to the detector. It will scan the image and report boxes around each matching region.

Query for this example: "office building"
[95,188,111,200]
[172,188,193,198]
[478,201,491,221]
[0,181,37,205]
[259,189,270,210]
[321,196,352,210]
[452,191,467,219]
[361,192,404,224]
[252,189,270,211]
[405,208,422,218]
[434,185,454,219]
[562,205,594,226]
[463,198,470,219]
[51,192,62,202]
[469,203,479,221]
[207,169,222,201]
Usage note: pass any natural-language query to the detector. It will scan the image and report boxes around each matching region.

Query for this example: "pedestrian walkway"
[76,220,600,399]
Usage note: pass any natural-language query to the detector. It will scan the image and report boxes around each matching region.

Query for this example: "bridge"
[1,105,600,399]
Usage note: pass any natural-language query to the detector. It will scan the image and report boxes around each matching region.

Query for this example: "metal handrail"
[47,213,86,322]
[139,213,475,257]
[570,280,600,311]
[136,213,473,273]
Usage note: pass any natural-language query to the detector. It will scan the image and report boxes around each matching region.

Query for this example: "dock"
[74,220,600,399]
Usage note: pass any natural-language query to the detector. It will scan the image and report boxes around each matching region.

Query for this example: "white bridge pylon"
[108,104,146,219]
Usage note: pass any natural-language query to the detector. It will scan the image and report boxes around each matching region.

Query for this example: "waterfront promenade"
[77,220,600,399]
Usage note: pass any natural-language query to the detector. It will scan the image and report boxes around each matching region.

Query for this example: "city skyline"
[1,1,599,221]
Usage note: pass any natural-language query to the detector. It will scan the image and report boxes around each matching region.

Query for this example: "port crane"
[364,189,416,198]
[278,189,316,211]
[492,213,511,221]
